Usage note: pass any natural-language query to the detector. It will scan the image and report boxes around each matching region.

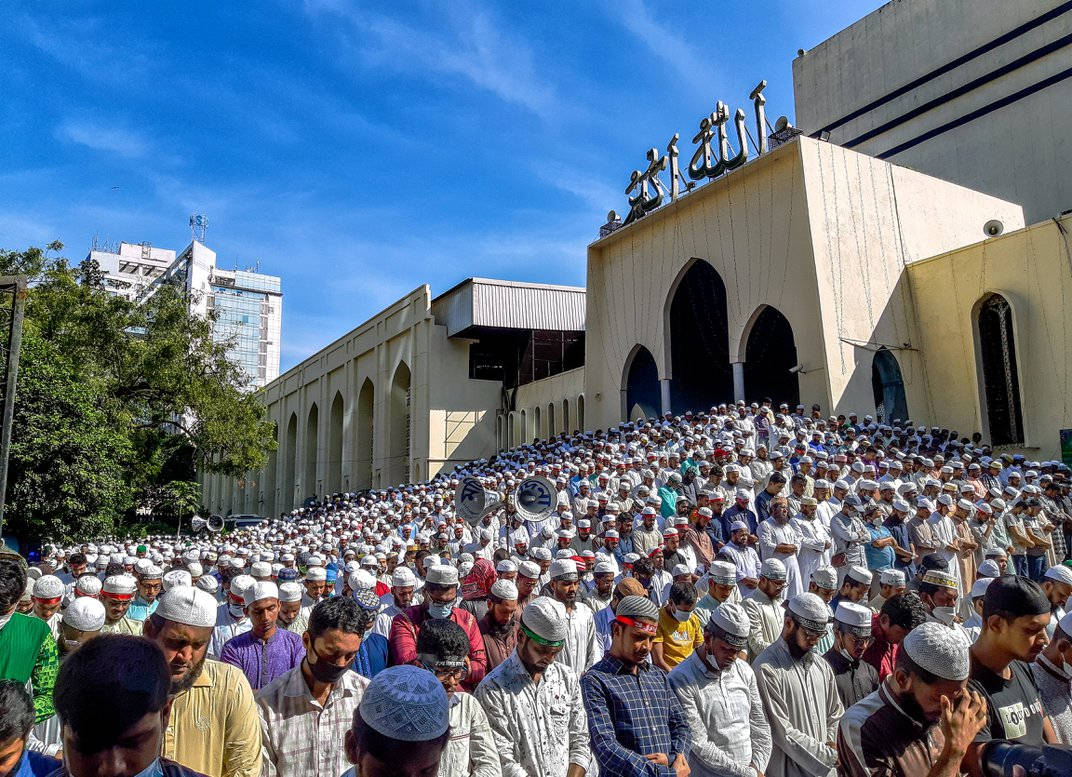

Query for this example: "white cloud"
[609,0,715,97]
[55,120,152,159]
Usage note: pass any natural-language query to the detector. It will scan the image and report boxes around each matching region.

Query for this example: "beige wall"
[907,214,1072,455]
[509,367,586,445]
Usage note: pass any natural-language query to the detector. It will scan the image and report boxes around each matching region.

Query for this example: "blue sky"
[0,1,884,370]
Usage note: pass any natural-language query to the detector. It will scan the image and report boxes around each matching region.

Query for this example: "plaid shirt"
[581,654,691,777]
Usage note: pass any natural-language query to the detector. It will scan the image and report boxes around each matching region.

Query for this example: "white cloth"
[209,616,251,659]
[559,602,603,676]
[758,518,804,599]
[668,651,773,777]
[743,589,784,661]
[791,514,833,588]
[473,651,590,777]
[438,692,502,777]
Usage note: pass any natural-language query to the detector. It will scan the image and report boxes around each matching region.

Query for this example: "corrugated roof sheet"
[432,278,585,336]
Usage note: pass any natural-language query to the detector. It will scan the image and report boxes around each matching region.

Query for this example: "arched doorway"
[577,395,585,431]
[263,423,277,516]
[519,409,527,443]
[871,349,908,423]
[547,403,556,437]
[622,345,660,421]
[534,406,542,440]
[283,413,297,510]
[976,293,1024,445]
[507,411,516,448]
[667,260,732,413]
[742,305,799,405]
[562,398,570,432]
[354,379,374,489]
[387,362,411,485]
[303,403,319,503]
[328,392,344,494]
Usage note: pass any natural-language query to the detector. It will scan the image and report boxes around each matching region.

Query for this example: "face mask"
[306,643,350,684]
[932,606,956,626]
[229,604,245,618]
[703,651,724,673]
[427,601,454,619]
[672,609,691,622]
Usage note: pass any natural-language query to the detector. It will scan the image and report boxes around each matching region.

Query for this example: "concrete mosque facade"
[202,0,1072,517]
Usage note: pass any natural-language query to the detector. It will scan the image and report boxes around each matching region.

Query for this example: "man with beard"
[548,559,602,676]
[1032,609,1072,743]
[475,597,590,777]
[669,602,772,777]
[256,596,372,777]
[753,593,843,777]
[143,585,261,777]
[277,582,306,635]
[743,559,787,661]
[837,622,988,777]
[823,602,878,708]
[583,562,616,614]
[1041,564,1072,638]
[693,561,742,628]
[373,566,418,638]
[478,579,519,671]
[516,561,542,608]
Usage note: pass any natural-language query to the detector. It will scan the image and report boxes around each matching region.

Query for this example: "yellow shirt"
[163,658,262,777]
[100,617,142,635]
[655,608,703,668]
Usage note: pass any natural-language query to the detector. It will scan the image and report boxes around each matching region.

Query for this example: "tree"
[0,243,277,542]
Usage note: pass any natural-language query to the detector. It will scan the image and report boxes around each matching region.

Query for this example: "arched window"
[871,348,908,423]
[976,294,1024,445]
[577,395,585,432]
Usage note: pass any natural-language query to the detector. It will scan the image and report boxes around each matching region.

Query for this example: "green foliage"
[0,243,276,542]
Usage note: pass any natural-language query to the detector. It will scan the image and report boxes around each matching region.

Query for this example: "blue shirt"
[126,596,158,622]
[865,525,895,571]
[13,748,55,777]
[352,632,388,679]
[581,654,691,777]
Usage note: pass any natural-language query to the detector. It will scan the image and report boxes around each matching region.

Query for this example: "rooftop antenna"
[189,214,208,243]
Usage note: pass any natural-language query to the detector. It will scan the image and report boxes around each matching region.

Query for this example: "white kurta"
[559,602,603,676]
[791,514,833,588]
[743,588,784,661]
[758,518,804,598]
[438,692,502,777]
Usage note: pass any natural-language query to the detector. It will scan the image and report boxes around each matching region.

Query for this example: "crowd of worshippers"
[2,398,1072,777]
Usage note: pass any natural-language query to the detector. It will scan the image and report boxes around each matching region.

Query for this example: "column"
[732,362,745,403]
[660,379,671,416]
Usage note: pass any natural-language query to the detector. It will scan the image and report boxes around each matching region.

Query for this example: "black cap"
[983,576,1050,618]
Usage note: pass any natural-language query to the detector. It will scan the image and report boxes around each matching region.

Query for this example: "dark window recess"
[978,294,1024,446]
[468,328,584,388]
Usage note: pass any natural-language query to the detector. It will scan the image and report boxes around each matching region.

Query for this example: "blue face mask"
[427,601,454,619]
[672,609,691,622]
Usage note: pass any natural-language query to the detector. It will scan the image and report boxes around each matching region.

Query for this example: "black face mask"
[306,641,350,684]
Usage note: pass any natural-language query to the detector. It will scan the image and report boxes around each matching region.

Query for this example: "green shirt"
[0,612,58,722]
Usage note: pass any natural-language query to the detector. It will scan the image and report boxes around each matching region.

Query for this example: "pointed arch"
[534,406,542,440]
[665,258,731,413]
[303,403,319,504]
[519,409,527,443]
[283,413,297,511]
[547,403,556,438]
[354,379,374,489]
[562,398,570,433]
[327,391,344,494]
[621,343,661,422]
[871,348,908,424]
[741,304,799,406]
[387,362,412,485]
[577,394,585,432]
[974,293,1024,445]
[263,421,278,516]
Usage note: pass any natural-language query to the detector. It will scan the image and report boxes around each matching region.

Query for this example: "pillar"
[660,378,671,416]
[732,362,745,403]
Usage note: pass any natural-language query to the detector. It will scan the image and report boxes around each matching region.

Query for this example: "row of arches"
[499,394,586,450]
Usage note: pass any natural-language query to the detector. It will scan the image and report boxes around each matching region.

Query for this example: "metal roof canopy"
[431,277,585,338]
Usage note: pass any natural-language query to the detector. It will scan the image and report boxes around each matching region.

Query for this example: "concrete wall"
[907,214,1072,455]
[510,367,586,445]
[793,0,1072,222]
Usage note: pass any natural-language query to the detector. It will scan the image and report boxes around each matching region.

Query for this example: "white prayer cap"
[304,566,327,582]
[421,556,442,571]
[391,567,417,587]
[251,561,273,578]
[902,622,970,681]
[75,576,102,597]
[971,577,995,599]
[195,575,219,595]
[157,586,218,629]
[63,597,106,632]
[708,602,750,648]
[594,561,616,575]
[359,665,449,741]
[879,569,906,587]
[229,574,255,597]
[787,593,830,633]
[550,559,579,581]
[707,560,737,585]
[760,558,786,581]
[1044,565,1072,585]
[425,565,459,586]
[520,596,568,644]
[490,579,518,601]
[33,575,64,600]
[671,563,692,577]
[977,559,1002,578]
[845,566,873,586]
[245,581,279,605]
[21,579,33,601]
[496,559,518,574]
[348,569,375,591]
[834,602,872,636]
[734,488,751,501]
[278,581,303,603]
[162,570,192,592]
[518,560,541,579]
[187,562,204,578]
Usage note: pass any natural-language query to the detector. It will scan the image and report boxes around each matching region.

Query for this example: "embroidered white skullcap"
[846,565,873,585]
[977,560,1002,578]
[359,665,449,741]
[391,567,417,587]
[187,562,204,578]
[549,558,579,581]
[230,575,255,599]
[75,576,102,596]
[902,622,970,681]
[971,577,995,599]
[304,566,327,582]
[834,602,872,634]
[245,581,279,605]
[518,560,541,579]
[162,569,192,592]
[251,561,273,578]
[425,565,459,586]
[496,559,518,574]
[63,597,106,632]
[707,560,736,585]
[348,569,376,591]
[520,596,568,643]
[1044,565,1072,585]
[490,579,518,601]
[33,575,64,599]
[195,575,219,595]
[278,581,303,603]
[157,586,218,628]
[760,558,786,581]
[671,563,692,577]
[787,592,830,632]
[594,561,616,575]
[879,569,906,587]
[709,601,750,644]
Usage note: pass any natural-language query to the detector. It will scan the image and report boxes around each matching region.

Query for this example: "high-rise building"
[88,239,282,389]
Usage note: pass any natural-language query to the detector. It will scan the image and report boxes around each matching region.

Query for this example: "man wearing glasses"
[823,602,879,708]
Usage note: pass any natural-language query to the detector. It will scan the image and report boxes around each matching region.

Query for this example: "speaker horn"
[512,476,555,522]
[455,477,501,525]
